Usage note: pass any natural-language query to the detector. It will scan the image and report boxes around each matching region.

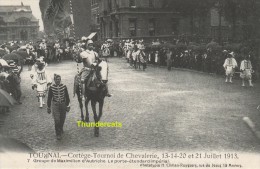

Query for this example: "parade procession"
[0,0,260,169]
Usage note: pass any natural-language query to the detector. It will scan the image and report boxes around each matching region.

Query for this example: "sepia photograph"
[0,0,260,168]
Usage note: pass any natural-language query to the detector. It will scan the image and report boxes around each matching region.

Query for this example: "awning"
[87,32,97,39]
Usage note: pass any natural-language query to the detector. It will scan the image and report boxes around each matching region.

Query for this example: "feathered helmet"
[229,52,235,57]
[87,39,94,46]
[36,57,45,66]
[12,68,19,73]
[139,39,144,43]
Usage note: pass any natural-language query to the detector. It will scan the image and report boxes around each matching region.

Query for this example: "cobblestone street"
[1,58,260,152]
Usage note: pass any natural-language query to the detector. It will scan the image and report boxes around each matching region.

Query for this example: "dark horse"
[74,63,107,137]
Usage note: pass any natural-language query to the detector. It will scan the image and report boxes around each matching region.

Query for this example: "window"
[91,0,97,6]
[109,21,113,37]
[115,21,119,37]
[149,0,154,8]
[129,0,136,7]
[0,17,5,25]
[18,18,29,25]
[171,18,179,34]
[129,19,137,37]
[149,19,155,36]
[91,0,94,6]
[92,14,96,23]
[108,0,112,11]
[114,0,119,9]
[162,0,168,8]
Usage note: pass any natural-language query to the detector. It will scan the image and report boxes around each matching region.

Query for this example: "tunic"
[47,84,70,136]
[240,60,252,79]
[223,58,237,76]
[32,68,51,97]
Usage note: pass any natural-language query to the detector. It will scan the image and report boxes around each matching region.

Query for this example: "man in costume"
[240,55,253,87]
[47,74,70,140]
[223,52,237,83]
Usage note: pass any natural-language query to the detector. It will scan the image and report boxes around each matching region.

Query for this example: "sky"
[1,0,44,31]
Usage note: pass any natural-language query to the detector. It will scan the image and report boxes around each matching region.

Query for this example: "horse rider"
[77,39,112,100]
[54,40,62,62]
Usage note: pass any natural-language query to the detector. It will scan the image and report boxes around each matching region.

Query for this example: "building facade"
[0,5,39,43]
[92,0,180,39]
[91,0,260,42]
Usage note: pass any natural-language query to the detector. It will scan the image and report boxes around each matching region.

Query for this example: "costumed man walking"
[32,60,52,108]
[47,74,70,140]
[240,55,253,87]
[223,52,237,83]
[77,39,112,101]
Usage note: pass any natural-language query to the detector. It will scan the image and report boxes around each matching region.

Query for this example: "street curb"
[243,117,260,141]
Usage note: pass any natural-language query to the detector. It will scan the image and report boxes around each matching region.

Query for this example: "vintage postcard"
[0,0,259,168]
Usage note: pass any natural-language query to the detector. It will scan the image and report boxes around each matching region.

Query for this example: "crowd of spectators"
[104,37,259,81]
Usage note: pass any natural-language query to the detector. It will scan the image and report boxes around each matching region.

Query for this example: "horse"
[74,61,107,137]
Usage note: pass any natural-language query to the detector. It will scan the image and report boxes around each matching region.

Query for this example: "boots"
[105,83,112,97]
[39,97,43,108]
[225,77,228,83]
[249,80,253,87]
[229,76,233,83]
[242,79,245,87]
